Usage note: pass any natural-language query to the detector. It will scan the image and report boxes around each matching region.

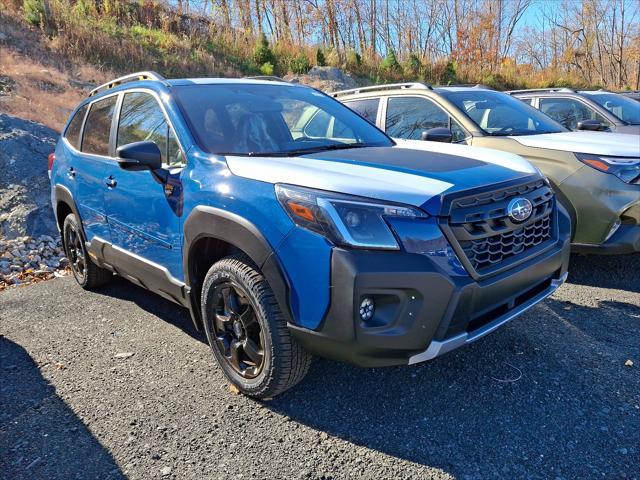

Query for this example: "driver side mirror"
[576,119,603,131]
[116,141,163,171]
[421,128,453,143]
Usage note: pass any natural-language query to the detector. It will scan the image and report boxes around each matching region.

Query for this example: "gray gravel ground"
[1,253,639,480]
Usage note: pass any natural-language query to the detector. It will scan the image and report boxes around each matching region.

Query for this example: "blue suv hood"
[225,146,538,212]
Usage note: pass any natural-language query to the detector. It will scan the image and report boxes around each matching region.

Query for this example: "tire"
[62,213,112,289]
[201,254,312,398]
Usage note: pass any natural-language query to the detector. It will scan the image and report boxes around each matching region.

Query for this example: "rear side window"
[82,96,117,156]
[345,98,380,124]
[117,92,183,165]
[64,105,88,150]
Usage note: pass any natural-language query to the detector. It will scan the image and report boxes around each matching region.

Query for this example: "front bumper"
[289,233,570,367]
[562,165,640,252]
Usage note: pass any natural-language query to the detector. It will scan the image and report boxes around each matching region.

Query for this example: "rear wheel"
[201,254,311,398]
[62,214,112,289]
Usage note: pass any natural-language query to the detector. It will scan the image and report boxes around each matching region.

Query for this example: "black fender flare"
[54,184,85,239]
[183,206,293,324]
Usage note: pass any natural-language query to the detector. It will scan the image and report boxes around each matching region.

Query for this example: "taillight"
[48,152,55,171]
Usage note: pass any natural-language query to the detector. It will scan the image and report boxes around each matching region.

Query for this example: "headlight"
[575,153,640,184]
[276,184,427,249]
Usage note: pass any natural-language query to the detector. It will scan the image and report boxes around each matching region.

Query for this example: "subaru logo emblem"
[507,197,533,223]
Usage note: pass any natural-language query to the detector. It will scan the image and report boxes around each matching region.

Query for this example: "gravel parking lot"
[1,253,639,480]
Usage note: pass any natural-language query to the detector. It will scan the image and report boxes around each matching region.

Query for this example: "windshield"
[583,92,640,125]
[441,90,567,136]
[173,83,393,156]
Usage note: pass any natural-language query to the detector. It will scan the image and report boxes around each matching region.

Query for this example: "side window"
[386,96,466,142]
[344,98,380,124]
[64,104,88,150]
[117,92,182,166]
[302,109,357,141]
[539,98,611,130]
[518,97,534,106]
[82,96,117,156]
[304,110,331,137]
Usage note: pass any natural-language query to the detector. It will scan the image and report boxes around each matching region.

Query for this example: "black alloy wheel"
[64,220,86,283]
[211,281,265,379]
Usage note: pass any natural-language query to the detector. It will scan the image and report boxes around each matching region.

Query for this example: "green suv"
[333,84,640,254]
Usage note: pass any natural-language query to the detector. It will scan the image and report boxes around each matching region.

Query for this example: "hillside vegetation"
[1,0,639,131]
[4,0,640,89]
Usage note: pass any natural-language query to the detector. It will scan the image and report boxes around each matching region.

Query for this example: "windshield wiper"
[247,143,374,157]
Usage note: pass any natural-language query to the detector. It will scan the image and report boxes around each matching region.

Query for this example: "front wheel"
[201,254,312,398]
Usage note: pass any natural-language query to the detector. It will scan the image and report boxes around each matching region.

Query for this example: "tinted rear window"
[64,105,88,150]
[344,98,380,124]
[82,95,117,156]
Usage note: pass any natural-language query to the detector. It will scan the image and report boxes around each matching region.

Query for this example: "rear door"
[75,94,119,242]
[103,90,185,279]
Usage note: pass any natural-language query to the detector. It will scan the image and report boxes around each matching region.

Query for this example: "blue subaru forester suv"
[49,72,571,397]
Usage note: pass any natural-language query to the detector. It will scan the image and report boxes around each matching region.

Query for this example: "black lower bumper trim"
[290,236,570,368]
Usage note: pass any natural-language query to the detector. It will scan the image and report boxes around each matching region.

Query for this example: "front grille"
[460,214,552,271]
[445,178,556,275]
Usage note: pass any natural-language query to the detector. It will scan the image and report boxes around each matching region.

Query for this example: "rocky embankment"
[0,113,68,289]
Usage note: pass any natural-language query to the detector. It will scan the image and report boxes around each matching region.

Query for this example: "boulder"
[284,66,362,93]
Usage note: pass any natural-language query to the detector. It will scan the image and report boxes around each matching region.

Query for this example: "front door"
[104,91,185,280]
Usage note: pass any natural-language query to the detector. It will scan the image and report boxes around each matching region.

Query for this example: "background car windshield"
[583,92,640,125]
[174,83,392,155]
[442,90,567,136]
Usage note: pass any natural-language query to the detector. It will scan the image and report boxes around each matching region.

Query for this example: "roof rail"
[331,82,433,98]
[243,75,287,82]
[437,83,495,90]
[507,87,576,95]
[89,71,166,97]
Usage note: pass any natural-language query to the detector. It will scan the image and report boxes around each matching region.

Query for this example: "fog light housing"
[359,298,375,321]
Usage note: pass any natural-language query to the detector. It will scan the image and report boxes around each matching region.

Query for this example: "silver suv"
[508,88,640,135]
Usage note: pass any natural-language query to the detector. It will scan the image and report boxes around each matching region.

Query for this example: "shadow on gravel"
[567,252,640,293]
[267,297,639,478]
[92,276,207,344]
[0,337,125,480]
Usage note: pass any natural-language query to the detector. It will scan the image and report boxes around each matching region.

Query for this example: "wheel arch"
[183,206,293,328]
[54,184,84,238]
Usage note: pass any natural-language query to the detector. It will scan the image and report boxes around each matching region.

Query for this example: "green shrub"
[442,60,458,85]
[403,54,422,78]
[380,50,401,73]
[290,52,311,74]
[260,62,274,76]
[325,47,340,67]
[315,48,326,66]
[345,48,361,70]
[253,32,275,67]
[23,0,45,26]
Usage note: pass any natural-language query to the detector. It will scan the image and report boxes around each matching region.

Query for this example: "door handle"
[105,176,117,188]
[67,167,76,179]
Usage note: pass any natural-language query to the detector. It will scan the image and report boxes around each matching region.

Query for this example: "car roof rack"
[243,75,287,82]
[436,83,495,90]
[506,87,576,95]
[331,82,433,98]
[89,71,166,97]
